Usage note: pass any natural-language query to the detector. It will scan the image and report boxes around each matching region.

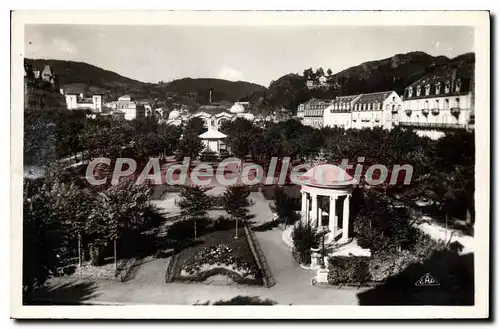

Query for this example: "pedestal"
[316,266,330,283]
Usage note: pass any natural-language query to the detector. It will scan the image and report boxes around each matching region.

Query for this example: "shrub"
[200,149,218,162]
[327,256,372,286]
[354,194,417,252]
[292,221,320,265]
[369,232,451,282]
[274,188,301,225]
[213,215,234,231]
[213,296,276,305]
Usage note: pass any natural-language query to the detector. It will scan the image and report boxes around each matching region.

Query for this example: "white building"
[323,95,361,129]
[61,85,104,111]
[106,95,145,120]
[351,91,403,130]
[400,64,475,139]
[299,98,333,128]
[167,102,255,130]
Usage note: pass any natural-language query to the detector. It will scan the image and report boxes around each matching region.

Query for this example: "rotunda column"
[340,194,351,242]
[329,195,338,240]
[311,193,318,228]
[301,191,308,224]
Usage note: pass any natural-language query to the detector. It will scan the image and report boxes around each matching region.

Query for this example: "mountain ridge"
[24,58,267,104]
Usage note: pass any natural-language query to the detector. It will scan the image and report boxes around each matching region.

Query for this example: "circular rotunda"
[299,164,357,244]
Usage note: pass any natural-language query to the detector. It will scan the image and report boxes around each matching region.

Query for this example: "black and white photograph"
[10,10,490,319]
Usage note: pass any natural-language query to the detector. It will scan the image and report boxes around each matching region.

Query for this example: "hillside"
[329,51,451,95]
[25,58,146,90]
[24,59,267,105]
[164,78,267,103]
[259,51,474,113]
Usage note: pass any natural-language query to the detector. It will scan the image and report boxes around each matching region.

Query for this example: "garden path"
[36,190,363,305]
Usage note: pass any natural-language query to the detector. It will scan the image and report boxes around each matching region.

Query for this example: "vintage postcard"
[11,10,490,319]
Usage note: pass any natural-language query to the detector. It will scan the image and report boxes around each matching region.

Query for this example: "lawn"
[170,227,263,286]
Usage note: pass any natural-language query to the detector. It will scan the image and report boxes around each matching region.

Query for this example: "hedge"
[327,256,372,286]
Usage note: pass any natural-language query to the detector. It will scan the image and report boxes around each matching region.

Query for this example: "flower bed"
[182,244,256,279]
[172,228,263,285]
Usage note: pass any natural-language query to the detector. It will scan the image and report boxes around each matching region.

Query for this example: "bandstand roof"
[199,129,227,139]
[301,164,356,188]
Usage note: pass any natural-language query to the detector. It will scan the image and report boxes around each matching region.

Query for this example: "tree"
[303,68,314,80]
[178,186,211,240]
[315,67,325,78]
[354,193,417,252]
[23,179,65,294]
[177,132,204,160]
[85,178,152,266]
[274,188,300,227]
[223,185,252,239]
[185,117,207,136]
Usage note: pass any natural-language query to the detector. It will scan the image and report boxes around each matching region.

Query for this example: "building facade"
[61,85,104,112]
[106,95,146,120]
[300,98,333,129]
[322,91,403,130]
[400,64,475,139]
[351,91,403,130]
[166,102,255,130]
[323,95,361,129]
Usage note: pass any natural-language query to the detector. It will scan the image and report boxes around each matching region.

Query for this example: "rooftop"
[300,164,356,189]
[353,91,395,105]
[62,83,106,95]
[199,129,227,139]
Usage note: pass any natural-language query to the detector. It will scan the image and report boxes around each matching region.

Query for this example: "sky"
[25,25,474,87]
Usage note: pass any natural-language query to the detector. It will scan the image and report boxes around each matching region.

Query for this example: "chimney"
[209,89,213,104]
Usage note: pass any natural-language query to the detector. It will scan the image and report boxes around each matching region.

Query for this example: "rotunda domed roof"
[301,164,356,188]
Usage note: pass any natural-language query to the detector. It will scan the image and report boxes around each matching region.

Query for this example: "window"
[436,82,441,95]
[416,86,421,96]
[435,99,440,109]
[424,100,429,109]
[408,87,413,97]
[444,99,450,109]
[445,81,451,93]
[455,79,462,92]
[455,98,460,108]
[425,84,430,96]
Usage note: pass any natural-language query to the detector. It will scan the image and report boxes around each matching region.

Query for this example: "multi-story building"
[323,95,361,129]
[322,91,403,130]
[300,98,333,128]
[351,91,403,130]
[106,95,146,120]
[24,63,63,110]
[61,85,104,112]
[400,63,474,139]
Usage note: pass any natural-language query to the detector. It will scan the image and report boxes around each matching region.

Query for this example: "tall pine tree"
[223,185,252,239]
[178,186,211,240]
